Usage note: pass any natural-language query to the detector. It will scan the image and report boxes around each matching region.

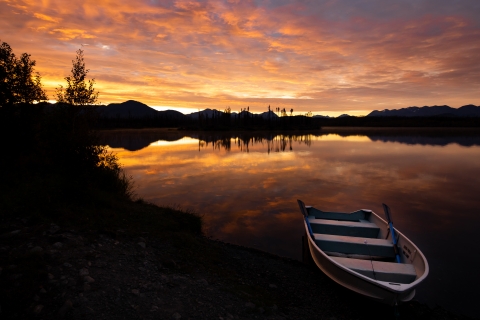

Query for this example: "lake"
[101,128,480,318]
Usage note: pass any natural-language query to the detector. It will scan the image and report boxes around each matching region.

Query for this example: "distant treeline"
[97,112,321,130]
[97,113,189,129]
[97,113,480,130]
[314,116,480,127]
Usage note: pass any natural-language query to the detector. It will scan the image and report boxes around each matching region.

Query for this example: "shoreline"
[98,126,480,134]
[0,204,473,319]
[320,126,480,133]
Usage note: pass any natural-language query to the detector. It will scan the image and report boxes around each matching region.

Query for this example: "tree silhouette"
[56,49,98,106]
[0,41,47,107]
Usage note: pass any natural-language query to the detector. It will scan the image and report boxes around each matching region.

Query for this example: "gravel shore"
[0,219,472,320]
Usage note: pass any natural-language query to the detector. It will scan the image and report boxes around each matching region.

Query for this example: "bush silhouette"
[0,45,131,219]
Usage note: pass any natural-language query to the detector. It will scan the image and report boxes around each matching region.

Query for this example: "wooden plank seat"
[308,217,380,238]
[314,234,395,258]
[307,207,369,221]
[331,256,417,284]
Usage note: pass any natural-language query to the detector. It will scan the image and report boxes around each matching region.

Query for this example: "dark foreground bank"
[0,202,473,320]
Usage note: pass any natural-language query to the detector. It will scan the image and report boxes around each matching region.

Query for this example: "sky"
[1,0,480,116]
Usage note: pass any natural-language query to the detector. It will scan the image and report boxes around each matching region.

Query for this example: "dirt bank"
[0,217,472,320]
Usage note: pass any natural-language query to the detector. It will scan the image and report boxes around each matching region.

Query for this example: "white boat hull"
[300,202,428,305]
[306,232,416,305]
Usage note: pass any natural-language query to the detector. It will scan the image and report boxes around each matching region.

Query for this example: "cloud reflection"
[104,131,480,247]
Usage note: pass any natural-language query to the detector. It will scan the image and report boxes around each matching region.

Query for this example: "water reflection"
[100,128,480,151]
[100,129,480,317]
[368,134,480,146]
[197,133,313,153]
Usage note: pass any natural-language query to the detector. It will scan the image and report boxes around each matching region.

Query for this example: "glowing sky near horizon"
[1,0,479,116]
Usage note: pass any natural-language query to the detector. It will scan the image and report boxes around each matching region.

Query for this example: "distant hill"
[98,100,186,119]
[187,109,280,120]
[312,114,348,118]
[237,110,255,118]
[99,100,157,118]
[186,108,225,119]
[258,110,278,119]
[158,109,186,119]
[368,105,480,117]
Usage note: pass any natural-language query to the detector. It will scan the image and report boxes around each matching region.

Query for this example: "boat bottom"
[308,239,417,305]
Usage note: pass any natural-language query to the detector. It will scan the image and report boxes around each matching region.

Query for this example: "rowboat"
[297,199,428,305]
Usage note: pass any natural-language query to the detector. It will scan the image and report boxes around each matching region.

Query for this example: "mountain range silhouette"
[97,100,480,118]
[367,105,480,117]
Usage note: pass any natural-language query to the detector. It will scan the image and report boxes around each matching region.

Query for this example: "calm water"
[101,129,480,317]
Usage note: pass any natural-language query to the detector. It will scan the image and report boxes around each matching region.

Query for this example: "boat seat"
[307,207,368,221]
[331,256,417,284]
[314,234,395,258]
[308,217,380,238]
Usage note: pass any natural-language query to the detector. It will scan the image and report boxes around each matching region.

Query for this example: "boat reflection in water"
[100,128,480,317]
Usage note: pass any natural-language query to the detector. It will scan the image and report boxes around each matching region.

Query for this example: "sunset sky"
[1,0,479,116]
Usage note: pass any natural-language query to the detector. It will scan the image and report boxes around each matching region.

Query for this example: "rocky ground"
[0,219,473,320]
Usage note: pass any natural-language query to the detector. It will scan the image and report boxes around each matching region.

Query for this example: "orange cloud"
[1,0,479,114]
[33,12,59,23]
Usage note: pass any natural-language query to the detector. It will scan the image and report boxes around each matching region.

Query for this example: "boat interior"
[298,200,418,285]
